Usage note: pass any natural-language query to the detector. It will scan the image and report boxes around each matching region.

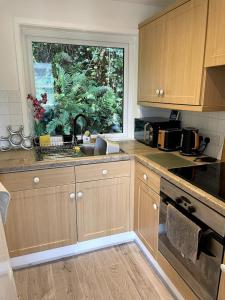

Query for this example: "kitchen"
[1,0,225,299]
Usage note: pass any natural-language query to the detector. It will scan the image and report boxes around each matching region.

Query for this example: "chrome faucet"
[72,114,88,144]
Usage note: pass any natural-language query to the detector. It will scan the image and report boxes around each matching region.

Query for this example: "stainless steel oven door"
[159,194,224,300]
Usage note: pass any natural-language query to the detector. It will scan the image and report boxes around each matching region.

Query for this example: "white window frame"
[18,24,137,140]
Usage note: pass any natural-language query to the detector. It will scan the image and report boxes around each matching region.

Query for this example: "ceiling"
[112,0,176,7]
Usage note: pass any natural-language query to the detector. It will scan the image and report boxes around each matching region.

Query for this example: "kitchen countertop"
[1,140,225,217]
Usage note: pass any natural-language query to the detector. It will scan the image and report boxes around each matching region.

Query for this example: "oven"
[159,178,225,300]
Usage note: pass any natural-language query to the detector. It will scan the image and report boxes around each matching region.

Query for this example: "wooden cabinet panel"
[138,0,212,109]
[162,0,207,105]
[135,162,160,194]
[0,167,75,192]
[75,161,130,182]
[0,215,17,299]
[205,0,225,67]
[134,177,159,257]
[76,177,130,241]
[138,18,165,103]
[218,256,225,300]
[5,184,77,257]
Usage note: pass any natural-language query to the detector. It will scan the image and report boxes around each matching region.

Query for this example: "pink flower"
[27,93,48,121]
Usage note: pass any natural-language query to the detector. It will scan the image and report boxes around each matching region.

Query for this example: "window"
[29,40,126,136]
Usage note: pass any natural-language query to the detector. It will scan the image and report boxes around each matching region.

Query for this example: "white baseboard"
[11,231,182,299]
[10,231,136,270]
[134,235,183,300]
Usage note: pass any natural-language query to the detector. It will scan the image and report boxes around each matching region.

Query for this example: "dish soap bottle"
[83,130,91,144]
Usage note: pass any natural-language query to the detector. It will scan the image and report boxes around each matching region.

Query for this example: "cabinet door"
[76,177,130,241]
[162,0,207,105]
[0,216,17,299]
[134,178,159,257]
[218,257,225,300]
[5,184,77,257]
[138,18,165,103]
[205,0,225,67]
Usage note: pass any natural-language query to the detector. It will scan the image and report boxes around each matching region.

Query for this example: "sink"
[35,142,122,161]
[79,144,95,156]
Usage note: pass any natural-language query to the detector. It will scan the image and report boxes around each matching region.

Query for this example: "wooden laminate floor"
[14,243,175,300]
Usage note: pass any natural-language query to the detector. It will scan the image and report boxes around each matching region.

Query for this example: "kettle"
[180,127,200,156]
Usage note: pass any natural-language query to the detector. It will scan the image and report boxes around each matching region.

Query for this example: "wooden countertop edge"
[0,153,131,174]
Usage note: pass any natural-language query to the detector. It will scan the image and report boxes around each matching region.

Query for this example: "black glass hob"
[169,162,225,202]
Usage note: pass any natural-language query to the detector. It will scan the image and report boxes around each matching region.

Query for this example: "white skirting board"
[10,232,136,270]
[134,235,183,300]
[10,231,183,300]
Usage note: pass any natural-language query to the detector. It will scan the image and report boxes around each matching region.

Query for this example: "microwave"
[134,117,181,147]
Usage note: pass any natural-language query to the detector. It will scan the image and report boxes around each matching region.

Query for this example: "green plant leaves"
[32,42,124,135]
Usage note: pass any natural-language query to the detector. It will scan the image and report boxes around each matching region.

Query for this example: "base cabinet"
[76,177,130,241]
[5,184,77,257]
[134,177,159,258]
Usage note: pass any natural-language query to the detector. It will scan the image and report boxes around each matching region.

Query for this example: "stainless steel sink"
[79,144,95,156]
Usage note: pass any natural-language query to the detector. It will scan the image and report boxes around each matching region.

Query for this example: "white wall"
[0,0,160,137]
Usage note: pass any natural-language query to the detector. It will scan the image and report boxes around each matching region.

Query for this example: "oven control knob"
[188,206,195,213]
[175,197,182,204]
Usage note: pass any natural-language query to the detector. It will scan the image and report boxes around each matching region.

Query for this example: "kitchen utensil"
[134,117,181,147]
[157,128,182,151]
[180,127,201,156]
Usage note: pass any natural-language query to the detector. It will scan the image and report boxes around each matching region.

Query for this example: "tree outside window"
[31,41,124,136]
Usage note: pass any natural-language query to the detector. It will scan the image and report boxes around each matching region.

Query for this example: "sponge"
[39,135,51,147]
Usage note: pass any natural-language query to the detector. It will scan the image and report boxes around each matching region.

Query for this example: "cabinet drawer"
[135,162,160,194]
[0,167,75,192]
[75,161,130,182]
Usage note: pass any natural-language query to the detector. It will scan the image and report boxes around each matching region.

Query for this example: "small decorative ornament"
[0,126,33,151]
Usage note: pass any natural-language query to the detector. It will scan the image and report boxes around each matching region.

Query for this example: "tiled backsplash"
[0,90,23,136]
[141,107,225,159]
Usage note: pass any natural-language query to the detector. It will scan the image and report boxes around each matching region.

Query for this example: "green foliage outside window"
[32,42,124,136]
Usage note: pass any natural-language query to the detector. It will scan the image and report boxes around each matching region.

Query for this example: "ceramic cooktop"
[169,162,225,202]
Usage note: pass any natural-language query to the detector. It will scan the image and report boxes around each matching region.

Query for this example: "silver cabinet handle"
[156,89,160,96]
[143,174,148,181]
[159,89,164,96]
[33,177,40,184]
[102,169,108,175]
[221,264,225,273]
[69,193,76,200]
[77,192,83,198]
[153,203,158,210]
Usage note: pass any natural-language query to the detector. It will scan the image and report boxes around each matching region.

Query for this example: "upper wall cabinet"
[138,0,225,112]
[138,18,165,103]
[162,0,207,106]
[205,0,225,67]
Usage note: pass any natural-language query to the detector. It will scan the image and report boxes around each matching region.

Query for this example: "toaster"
[157,128,182,151]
